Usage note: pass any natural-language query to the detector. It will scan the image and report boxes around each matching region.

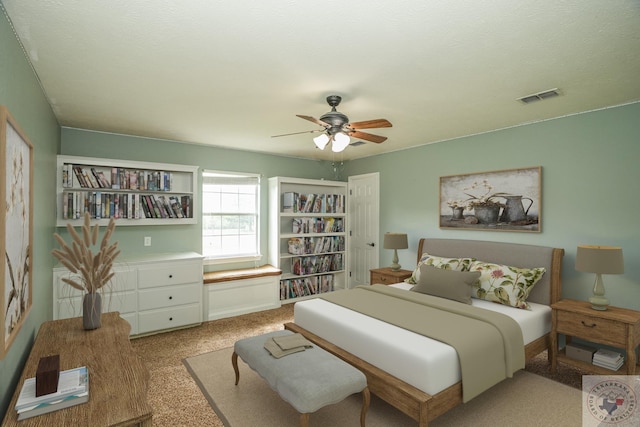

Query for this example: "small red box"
[36,355,60,397]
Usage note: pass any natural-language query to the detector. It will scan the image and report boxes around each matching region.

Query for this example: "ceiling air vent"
[517,88,560,104]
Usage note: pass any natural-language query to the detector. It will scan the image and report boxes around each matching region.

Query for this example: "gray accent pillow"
[411,264,481,304]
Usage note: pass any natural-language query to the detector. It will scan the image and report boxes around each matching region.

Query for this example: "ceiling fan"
[272,95,392,152]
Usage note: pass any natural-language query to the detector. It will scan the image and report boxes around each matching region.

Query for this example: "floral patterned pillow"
[405,253,475,284]
[469,261,546,309]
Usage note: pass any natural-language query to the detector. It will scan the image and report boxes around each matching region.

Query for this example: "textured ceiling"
[2,1,639,161]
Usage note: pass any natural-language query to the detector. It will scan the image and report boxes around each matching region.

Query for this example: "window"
[202,170,260,263]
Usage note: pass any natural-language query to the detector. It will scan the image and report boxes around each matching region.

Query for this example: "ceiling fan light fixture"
[332,132,350,152]
[313,133,330,150]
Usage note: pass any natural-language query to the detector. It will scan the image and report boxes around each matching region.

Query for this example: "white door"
[348,173,380,288]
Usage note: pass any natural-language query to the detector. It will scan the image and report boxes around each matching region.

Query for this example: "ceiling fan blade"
[348,119,392,130]
[271,129,324,138]
[347,130,387,144]
[296,114,330,128]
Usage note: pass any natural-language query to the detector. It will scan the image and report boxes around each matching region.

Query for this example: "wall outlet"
[144,236,151,246]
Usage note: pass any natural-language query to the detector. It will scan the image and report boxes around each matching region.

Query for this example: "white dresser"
[53,252,203,336]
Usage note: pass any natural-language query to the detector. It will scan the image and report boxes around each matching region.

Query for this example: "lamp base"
[390,249,401,271]
[589,295,609,311]
[589,273,609,311]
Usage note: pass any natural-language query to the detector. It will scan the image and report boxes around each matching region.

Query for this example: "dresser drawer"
[137,283,201,311]
[371,272,394,285]
[556,310,626,346]
[137,261,202,289]
[54,268,137,299]
[55,291,137,320]
[138,303,201,334]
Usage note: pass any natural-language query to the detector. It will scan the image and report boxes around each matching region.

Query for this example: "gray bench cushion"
[234,330,367,413]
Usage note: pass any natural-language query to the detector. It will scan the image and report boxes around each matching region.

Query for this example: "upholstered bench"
[232,330,370,427]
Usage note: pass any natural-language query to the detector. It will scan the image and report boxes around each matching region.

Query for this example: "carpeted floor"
[184,347,582,427]
[130,304,588,426]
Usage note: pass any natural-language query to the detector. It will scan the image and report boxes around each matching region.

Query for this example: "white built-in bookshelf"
[268,176,348,303]
[56,155,198,226]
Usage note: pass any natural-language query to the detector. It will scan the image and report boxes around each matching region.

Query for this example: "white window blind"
[202,170,260,262]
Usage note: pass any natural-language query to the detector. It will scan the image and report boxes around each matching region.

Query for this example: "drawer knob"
[169,274,173,278]
[169,296,173,300]
[169,317,173,321]
[581,320,597,328]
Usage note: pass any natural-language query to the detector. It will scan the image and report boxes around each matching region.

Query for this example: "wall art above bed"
[439,166,541,232]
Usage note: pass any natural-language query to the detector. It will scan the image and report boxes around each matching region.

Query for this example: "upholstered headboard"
[416,238,564,305]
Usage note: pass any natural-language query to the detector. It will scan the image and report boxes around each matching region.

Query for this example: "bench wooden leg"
[232,351,240,385]
[361,386,370,427]
[300,412,310,427]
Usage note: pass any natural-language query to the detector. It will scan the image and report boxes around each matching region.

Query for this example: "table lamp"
[383,233,408,271]
[575,245,624,311]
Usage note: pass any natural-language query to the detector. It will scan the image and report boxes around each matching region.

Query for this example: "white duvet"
[293,282,551,396]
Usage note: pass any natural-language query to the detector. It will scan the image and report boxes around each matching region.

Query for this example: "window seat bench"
[203,265,282,320]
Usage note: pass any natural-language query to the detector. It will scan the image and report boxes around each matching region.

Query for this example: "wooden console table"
[2,312,152,426]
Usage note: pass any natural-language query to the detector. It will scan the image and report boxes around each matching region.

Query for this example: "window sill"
[203,254,262,266]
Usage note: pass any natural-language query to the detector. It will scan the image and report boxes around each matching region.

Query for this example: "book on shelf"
[15,366,89,420]
[302,193,316,212]
[169,196,185,218]
[181,195,192,218]
[593,359,624,371]
[592,349,624,370]
[593,348,624,362]
[283,192,298,213]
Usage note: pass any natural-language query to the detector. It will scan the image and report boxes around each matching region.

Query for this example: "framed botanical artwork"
[1,106,34,359]
[439,166,541,232]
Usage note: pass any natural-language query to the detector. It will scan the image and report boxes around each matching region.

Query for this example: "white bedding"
[293,282,551,396]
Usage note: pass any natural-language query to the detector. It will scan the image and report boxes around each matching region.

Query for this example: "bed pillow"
[405,253,475,284]
[411,265,481,304]
[469,261,546,309]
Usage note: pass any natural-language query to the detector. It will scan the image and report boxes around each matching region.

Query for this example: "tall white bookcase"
[268,176,348,303]
[56,155,198,226]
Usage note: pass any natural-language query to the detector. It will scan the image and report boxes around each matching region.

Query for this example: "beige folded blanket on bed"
[321,284,525,402]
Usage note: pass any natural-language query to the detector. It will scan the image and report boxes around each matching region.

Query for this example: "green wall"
[0,10,60,418]
[345,102,640,311]
[60,128,341,270]
[3,1,640,418]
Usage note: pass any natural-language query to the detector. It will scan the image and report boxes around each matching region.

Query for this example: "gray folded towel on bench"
[264,333,313,358]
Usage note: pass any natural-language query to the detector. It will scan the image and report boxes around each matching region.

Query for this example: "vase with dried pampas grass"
[52,213,120,330]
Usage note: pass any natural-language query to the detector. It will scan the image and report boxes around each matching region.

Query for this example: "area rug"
[184,347,583,427]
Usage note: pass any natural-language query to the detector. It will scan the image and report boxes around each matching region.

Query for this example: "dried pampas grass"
[52,213,120,293]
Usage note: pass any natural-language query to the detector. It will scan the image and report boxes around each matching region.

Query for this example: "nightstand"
[550,299,640,375]
[369,267,412,286]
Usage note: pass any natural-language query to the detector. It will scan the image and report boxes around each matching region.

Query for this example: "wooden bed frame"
[285,237,564,427]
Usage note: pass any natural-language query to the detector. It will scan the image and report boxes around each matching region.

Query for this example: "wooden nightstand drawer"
[556,310,626,347]
[371,272,393,284]
[369,268,412,286]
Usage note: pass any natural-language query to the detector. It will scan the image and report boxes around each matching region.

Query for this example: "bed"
[284,237,564,427]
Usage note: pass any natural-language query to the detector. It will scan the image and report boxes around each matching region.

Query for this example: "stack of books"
[592,349,624,371]
[15,366,89,420]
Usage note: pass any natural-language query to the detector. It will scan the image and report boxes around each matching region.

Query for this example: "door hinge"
[349,230,352,236]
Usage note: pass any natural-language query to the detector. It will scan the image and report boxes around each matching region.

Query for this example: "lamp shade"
[575,245,624,274]
[383,233,408,250]
[331,132,350,152]
[313,133,330,150]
